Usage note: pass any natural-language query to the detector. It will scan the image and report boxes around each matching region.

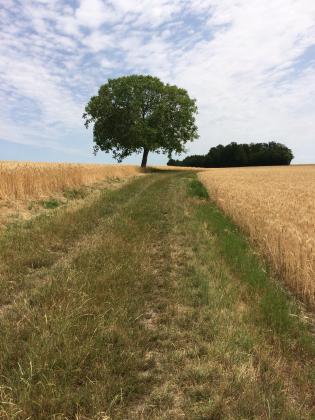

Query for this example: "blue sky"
[1,0,315,165]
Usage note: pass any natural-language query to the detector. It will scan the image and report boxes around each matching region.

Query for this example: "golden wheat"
[198,166,315,307]
[0,161,141,200]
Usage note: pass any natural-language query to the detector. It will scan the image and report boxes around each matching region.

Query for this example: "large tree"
[83,75,198,167]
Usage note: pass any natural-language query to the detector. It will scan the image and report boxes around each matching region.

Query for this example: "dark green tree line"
[168,142,294,167]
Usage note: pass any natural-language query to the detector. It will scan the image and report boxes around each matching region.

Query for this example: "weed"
[41,198,61,209]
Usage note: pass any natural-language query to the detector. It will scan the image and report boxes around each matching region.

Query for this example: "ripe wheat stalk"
[198,166,315,307]
[0,161,141,200]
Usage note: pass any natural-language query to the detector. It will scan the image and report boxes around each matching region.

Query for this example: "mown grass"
[0,176,150,305]
[0,172,313,419]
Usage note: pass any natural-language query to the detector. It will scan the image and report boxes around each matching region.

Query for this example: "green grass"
[188,178,209,199]
[0,173,313,419]
[40,198,62,209]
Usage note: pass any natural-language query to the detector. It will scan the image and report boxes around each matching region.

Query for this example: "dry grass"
[198,165,315,307]
[0,161,141,201]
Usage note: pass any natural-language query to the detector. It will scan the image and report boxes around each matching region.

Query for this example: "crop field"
[0,161,141,201]
[198,165,315,307]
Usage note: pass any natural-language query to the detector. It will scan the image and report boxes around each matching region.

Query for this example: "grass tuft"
[40,198,62,209]
[63,187,87,200]
[188,179,209,199]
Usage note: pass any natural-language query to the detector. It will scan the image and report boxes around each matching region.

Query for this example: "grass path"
[0,172,314,419]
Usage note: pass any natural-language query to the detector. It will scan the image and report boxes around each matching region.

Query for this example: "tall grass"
[198,165,315,307]
[0,161,141,200]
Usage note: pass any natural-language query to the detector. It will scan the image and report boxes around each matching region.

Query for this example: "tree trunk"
[141,148,149,168]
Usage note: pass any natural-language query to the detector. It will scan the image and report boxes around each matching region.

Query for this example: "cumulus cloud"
[0,0,314,162]
[75,0,115,28]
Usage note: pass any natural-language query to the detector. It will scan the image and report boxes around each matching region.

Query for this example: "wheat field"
[198,166,315,307]
[0,161,141,200]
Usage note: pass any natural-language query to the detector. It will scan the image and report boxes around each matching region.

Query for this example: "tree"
[83,75,198,168]
[168,142,294,167]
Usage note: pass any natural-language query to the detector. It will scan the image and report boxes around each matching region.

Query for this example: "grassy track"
[0,172,314,419]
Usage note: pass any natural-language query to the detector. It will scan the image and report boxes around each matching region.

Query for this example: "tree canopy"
[168,142,294,167]
[83,75,198,167]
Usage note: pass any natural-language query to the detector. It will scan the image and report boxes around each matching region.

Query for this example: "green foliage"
[169,141,294,167]
[41,198,61,209]
[83,75,198,166]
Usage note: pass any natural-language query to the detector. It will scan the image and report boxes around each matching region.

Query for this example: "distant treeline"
[167,142,294,168]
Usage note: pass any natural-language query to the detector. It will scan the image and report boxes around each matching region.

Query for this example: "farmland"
[0,168,314,418]
[0,162,142,226]
[0,161,141,201]
[198,165,315,308]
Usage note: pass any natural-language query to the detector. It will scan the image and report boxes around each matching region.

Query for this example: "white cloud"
[110,0,182,27]
[100,57,118,68]
[0,0,315,163]
[82,30,114,52]
[75,0,115,28]
[170,0,315,161]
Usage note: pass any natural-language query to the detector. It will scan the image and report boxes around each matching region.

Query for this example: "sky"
[0,0,315,165]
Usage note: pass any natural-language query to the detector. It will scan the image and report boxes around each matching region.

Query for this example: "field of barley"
[198,165,315,307]
[0,161,141,201]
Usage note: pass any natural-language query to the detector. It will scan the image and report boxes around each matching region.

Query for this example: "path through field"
[0,172,314,419]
